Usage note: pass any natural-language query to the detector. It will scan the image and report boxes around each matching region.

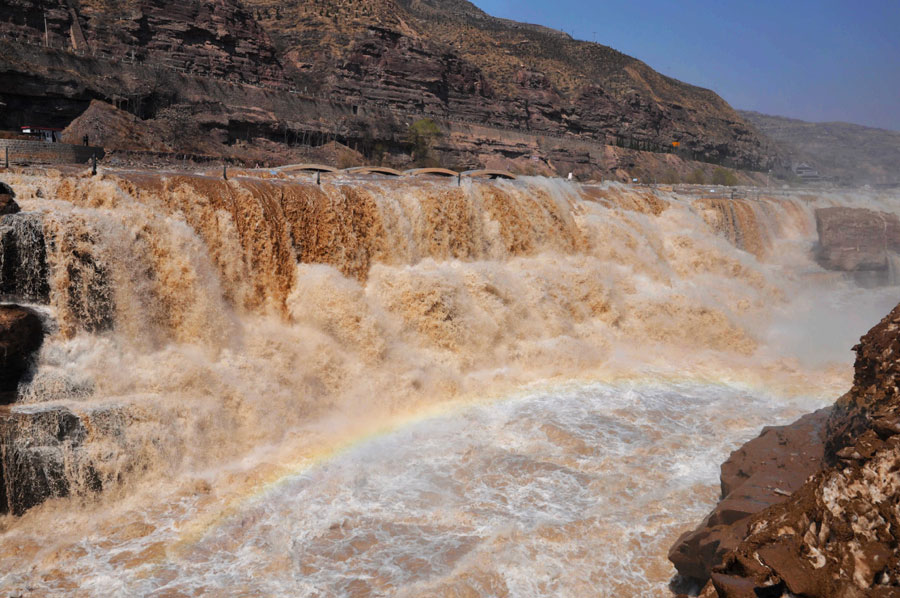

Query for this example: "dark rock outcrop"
[0,305,44,403]
[0,182,18,215]
[0,406,101,515]
[672,302,900,597]
[0,212,51,304]
[1,208,113,334]
[815,207,900,274]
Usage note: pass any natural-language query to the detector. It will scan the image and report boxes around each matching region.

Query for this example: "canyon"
[0,0,779,179]
[740,111,900,187]
[0,2,896,595]
[0,166,897,595]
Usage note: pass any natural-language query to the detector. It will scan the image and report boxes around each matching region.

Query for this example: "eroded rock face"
[0,0,283,84]
[0,212,50,304]
[668,408,830,584]
[674,302,900,597]
[0,305,44,403]
[0,0,778,174]
[815,207,900,274]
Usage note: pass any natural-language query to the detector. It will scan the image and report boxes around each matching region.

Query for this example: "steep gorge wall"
[0,0,778,173]
[0,0,283,81]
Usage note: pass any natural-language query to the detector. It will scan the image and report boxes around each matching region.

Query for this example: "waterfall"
[0,172,898,596]
[0,212,49,304]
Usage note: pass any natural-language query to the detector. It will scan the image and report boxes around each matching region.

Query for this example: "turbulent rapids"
[0,170,897,596]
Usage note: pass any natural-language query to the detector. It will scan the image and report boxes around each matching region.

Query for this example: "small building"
[792,162,821,182]
[20,126,63,143]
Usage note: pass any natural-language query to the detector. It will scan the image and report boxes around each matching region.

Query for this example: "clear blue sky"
[471,0,900,131]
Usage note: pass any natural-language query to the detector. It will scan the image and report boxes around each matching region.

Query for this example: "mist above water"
[0,172,897,596]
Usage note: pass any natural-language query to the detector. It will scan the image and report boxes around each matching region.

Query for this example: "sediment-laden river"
[0,172,896,596]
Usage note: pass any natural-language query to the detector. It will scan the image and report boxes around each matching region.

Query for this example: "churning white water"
[1,379,831,598]
[0,171,898,596]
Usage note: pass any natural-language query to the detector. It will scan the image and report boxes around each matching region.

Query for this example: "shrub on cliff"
[686,168,706,184]
[711,167,738,186]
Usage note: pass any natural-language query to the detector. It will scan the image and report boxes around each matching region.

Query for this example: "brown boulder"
[709,573,762,598]
[677,302,900,597]
[0,305,44,403]
[668,408,829,585]
[756,540,822,596]
[815,207,900,272]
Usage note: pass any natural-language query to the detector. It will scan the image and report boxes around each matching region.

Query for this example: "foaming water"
[0,380,824,597]
[0,171,898,595]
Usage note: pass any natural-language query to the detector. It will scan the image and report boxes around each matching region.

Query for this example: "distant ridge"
[739,111,900,186]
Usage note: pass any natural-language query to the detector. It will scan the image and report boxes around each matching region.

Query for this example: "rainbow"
[163,366,837,560]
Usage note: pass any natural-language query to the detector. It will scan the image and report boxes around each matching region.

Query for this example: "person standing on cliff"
[83,134,89,147]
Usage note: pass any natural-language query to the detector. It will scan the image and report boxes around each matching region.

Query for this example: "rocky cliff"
[0,0,777,175]
[671,302,900,597]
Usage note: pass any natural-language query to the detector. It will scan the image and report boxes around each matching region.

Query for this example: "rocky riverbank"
[670,301,900,597]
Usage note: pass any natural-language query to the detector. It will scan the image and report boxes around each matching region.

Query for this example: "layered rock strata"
[0,0,778,174]
[0,406,102,516]
[671,302,900,597]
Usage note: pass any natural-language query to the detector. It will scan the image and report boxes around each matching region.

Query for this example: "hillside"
[0,0,777,175]
[740,111,900,186]
[245,0,774,168]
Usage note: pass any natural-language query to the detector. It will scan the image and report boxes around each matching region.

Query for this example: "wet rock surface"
[0,406,101,515]
[815,207,900,275]
[0,212,50,304]
[0,305,44,403]
[672,302,900,597]
[669,407,830,584]
[0,209,113,332]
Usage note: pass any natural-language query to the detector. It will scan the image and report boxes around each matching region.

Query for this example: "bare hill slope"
[740,111,900,186]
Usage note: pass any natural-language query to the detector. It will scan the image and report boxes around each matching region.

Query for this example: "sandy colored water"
[0,171,898,595]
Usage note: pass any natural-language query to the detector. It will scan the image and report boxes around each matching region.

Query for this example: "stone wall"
[0,139,103,165]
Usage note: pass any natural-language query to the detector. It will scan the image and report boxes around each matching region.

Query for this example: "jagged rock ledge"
[670,302,900,597]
